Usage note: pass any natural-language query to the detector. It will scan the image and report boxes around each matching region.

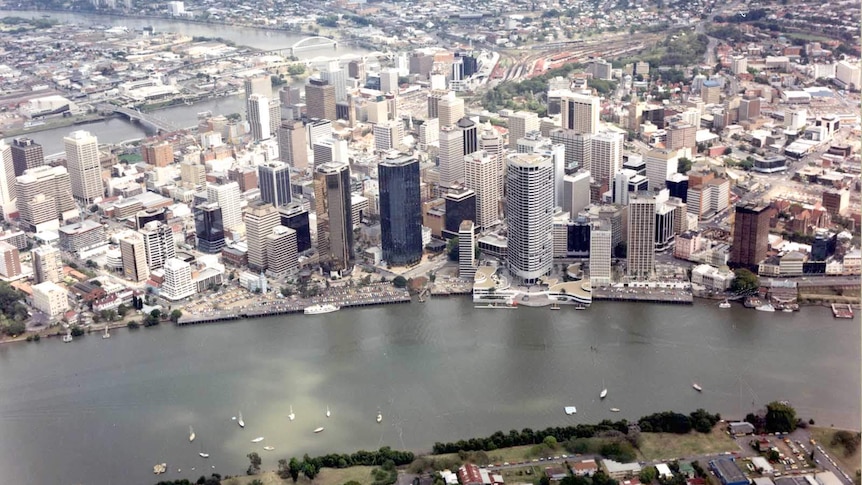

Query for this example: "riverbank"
[1,112,110,138]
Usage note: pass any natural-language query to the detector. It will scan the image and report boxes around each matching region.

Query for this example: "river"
[0,299,857,484]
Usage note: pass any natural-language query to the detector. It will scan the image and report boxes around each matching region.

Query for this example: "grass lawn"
[433,444,564,466]
[500,465,544,484]
[809,427,861,477]
[636,427,738,461]
[222,466,375,485]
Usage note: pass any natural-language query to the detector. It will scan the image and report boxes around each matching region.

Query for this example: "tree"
[640,467,657,484]
[447,237,460,261]
[392,276,408,288]
[730,269,759,294]
[287,64,306,76]
[170,309,183,323]
[117,304,129,317]
[543,435,558,449]
[765,401,797,433]
[288,457,301,482]
[677,157,692,174]
[2,320,25,336]
[70,325,85,337]
[247,452,262,475]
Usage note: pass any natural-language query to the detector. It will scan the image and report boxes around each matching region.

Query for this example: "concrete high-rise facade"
[247,94,272,141]
[457,117,478,156]
[373,120,403,152]
[140,221,176,271]
[120,233,149,282]
[206,181,242,231]
[644,149,679,192]
[590,131,623,187]
[507,111,539,149]
[162,257,195,301]
[379,67,399,95]
[244,201,281,272]
[244,75,270,101]
[312,137,348,167]
[549,128,591,171]
[438,95,465,127]
[479,126,503,177]
[0,241,21,278]
[141,140,174,167]
[458,220,476,279]
[379,156,423,266]
[666,122,696,151]
[258,161,292,208]
[33,245,62,284]
[314,162,354,273]
[305,78,337,121]
[562,170,591,218]
[10,137,44,176]
[464,150,500,230]
[418,117,439,151]
[626,193,656,281]
[561,92,600,135]
[16,165,76,232]
[506,153,554,284]
[64,130,102,204]
[589,219,612,285]
[266,225,298,277]
[0,141,16,220]
[730,202,770,269]
[278,120,309,170]
[321,61,347,102]
[438,125,464,187]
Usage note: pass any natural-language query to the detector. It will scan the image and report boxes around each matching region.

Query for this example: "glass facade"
[195,203,225,254]
[279,203,312,253]
[258,162,292,207]
[443,189,476,239]
[379,157,422,266]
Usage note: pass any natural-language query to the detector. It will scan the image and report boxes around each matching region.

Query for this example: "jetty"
[831,303,854,319]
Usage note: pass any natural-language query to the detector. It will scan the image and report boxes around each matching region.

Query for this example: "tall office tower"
[418,118,439,151]
[438,95,465,127]
[305,78,337,121]
[194,202,225,254]
[373,120,403,152]
[279,201,312,253]
[314,162,354,273]
[665,172,689,202]
[11,138,44,176]
[550,129,591,171]
[141,140,173,167]
[268,98,281,135]
[589,219,613,285]
[562,170,591,217]
[426,89,450,119]
[306,118,333,148]
[458,220,477,279]
[379,67,399,95]
[644,148,679,192]
[701,80,721,105]
[589,130,623,188]
[139,221,176,271]
[247,94,271,141]
[348,59,366,84]
[244,74,270,101]
[321,60,346,102]
[478,126,503,176]
[507,111,539,149]
[258,161,292,207]
[64,130,102,204]
[666,121,696,151]
[32,245,62,284]
[443,187,476,239]
[0,141,16,219]
[506,153,554,284]
[180,160,206,186]
[613,169,649,205]
[266,225,298,277]
[379,156,422,266]
[627,102,644,132]
[438,125,465,187]
[162,258,195,301]
[278,120,309,170]
[15,165,76,232]
[738,97,761,122]
[206,181,242,231]
[655,194,676,252]
[561,92,600,135]
[626,193,656,281]
[245,201,280,272]
[730,202,770,269]
[457,117,478,156]
[312,137,348,167]
[119,233,149,282]
[464,150,500,230]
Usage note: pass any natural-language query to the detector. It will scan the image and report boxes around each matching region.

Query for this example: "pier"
[830,303,854,319]
[592,287,693,305]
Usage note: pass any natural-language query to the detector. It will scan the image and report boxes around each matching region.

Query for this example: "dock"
[831,303,854,319]
[592,287,693,305]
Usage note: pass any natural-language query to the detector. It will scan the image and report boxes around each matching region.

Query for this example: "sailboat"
[376,410,383,423]
[314,427,325,433]
[692,383,703,392]
[102,325,111,339]
[189,426,195,442]
[326,406,331,418]
[288,405,295,421]
[251,437,265,443]
[238,411,245,428]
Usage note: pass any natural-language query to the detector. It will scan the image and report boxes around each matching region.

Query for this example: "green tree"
[3,320,25,336]
[70,325,85,337]
[170,309,183,323]
[640,466,658,484]
[764,401,797,433]
[677,157,692,173]
[446,237,460,261]
[392,276,408,288]
[731,269,759,294]
[287,64,306,76]
[288,457,301,482]
[247,452,262,475]
[543,435,558,449]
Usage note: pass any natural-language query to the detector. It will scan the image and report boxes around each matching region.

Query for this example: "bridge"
[272,36,338,57]
[110,106,181,134]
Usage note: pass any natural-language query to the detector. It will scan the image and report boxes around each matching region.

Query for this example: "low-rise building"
[709,459,748,485]
[691,264,734,291]
[572,459,598,476]
[31,281,69,318]
[603,459,642,480]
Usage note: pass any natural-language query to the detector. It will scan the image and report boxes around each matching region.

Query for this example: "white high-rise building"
[479,126,503,177]
[419,118,439,151]
[33,245,62,284]
[458,220,476,279]
[589,219,613,285]
[139,221,176,271]
[16,165,77,232]
[64,130,102,204]
[373,120,403,152]
[464,150,500,230]
[644,149,679,192]
[162,257,195,301]
[119,233,149,282]
[321,61,347,102]
[561,92,600,135]
[379,67,399,95]
[245,201,281,272]
[438,125,464,187]
[206,181,242,231]
[0,141,16,220]
[836,60,861,89]
[438,94,464,127]
[627,193,656,281]
[562,170,591,217]
[590,131,623,187]
[266,225,298,277]
[312,137,348,167]
[506,153,554,283]
[247,94,271,141]
[507,111,539,149]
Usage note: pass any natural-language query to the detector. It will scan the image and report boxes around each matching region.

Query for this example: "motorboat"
[238,411,245,428]
[314,427,325,433]
[326,406,331,418]
[693,383,703,392]
[600,388,608,399]
[263,446,275,451]
[755,303,776,312]
[304,304,340,315]
[288,405,295,421]
[199,453,209,458]
[376,411,383,423]
[610,408,621,412]
[153,463,167,475]
[189,426,195,442]
[783,307,793,313]
[62,329,73,343]
[718,300,731,309]
[564,406,577,415]
[251,437,264,443]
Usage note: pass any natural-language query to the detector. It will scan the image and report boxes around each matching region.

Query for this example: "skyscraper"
[373,120,403,152]
[278,120,309,170]
[312,137,348,167]
[549,128,591,171]
[15,165,76,232]
[119,233,149,282]
[562,170,591,217]
[379,156,422,266]
[627,193,656,281]
[32,245,62,284]
[458,220,476,279]
[194,202,225,254]
[64,130,102,204]
[561,92,600,135]
[244,75,270,101]
[10,137,44,176]
[457,117,478,156]
[507,111,539,149]
[589,219,612,285]
[438,125,464,187]
[279,201,312,253]
[443,187,475,239]
[247,93,271,141]
[730,202,770,269]
[379,67,399,95]
[590,131,623,187]
[506,153,554,283]
[0,141,16,219]
[437,94,464,127]
[266,225,298,277]
[258,161,292,207]
[162,258,195,301]
[140,221,176,271]
[478,126,503,177]
[244,201,281,272]
[206,181,242,231]
[314,162,353,273]
[464,150,499,230]
[644,149,679,192]
[305,78,337,121]
[321,61,346,102]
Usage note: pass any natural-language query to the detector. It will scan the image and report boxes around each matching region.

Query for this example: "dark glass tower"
[11,137,44,176]
[457,117,478,156]
[258,161,292,207]
[379,156,422,266]
[279,201,312,253]
[443,187,476,239]
[314,162,353,273]
[195,202,225,254]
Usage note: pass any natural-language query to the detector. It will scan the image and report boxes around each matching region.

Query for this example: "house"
[458,464,483,485]
[678,462,696,479]
[709,459,749,485]
[728,422,756,436]
[440,470,459,485]
[572,460,598,476]
[545,467,568,481]
[656,464,674,479]
[603,460,642,480]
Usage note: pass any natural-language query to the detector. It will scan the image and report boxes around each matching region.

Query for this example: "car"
[810,439,817,445]
[503,463,509,466]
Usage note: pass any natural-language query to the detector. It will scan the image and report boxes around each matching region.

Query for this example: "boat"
[314,427,325,433]
[189,426,195,442]
[376,411,383,423]
[718,300,731,309]
[263,446,275,451]
[600,388,608,399]
[62,327,73,343]
[610,408,621,413]
[251,437,265,443]
[755,303,776,312]
[693,383,703,392]
[199,452,210,458]
[564,406,577,415]
[288,405,295,421]
[153,463,167,475]
[238,411,245,428]
[326,406,331,418]
[304,304,340,315]
[103,326,111,339]
[782,308,793,313]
